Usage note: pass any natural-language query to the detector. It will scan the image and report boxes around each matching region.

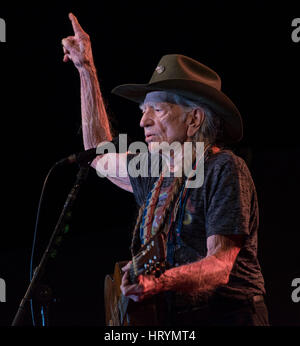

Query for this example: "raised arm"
[61,13,132,192]
[62,13,111,148]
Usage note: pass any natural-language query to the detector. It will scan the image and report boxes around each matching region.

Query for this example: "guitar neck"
[128,231,167,284]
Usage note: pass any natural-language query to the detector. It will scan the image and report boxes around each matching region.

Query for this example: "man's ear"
[186,108,205,137]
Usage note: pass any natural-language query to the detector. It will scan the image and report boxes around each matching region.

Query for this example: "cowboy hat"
[111,54,243,143]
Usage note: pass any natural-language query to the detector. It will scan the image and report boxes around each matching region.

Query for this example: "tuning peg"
[143,263,149,275]
[149,263,156,273]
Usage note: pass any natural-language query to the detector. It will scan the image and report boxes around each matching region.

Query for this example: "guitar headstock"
[130,232,166,283]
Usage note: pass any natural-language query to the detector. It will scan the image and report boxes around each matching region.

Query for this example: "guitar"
[104,231,168,326]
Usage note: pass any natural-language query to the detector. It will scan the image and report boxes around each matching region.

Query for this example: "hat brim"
[111,79,243,143]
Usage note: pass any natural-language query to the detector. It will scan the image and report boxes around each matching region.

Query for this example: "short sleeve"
[205,155,254,237]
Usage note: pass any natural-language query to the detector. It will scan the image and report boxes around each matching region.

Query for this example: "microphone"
[57,148,97,166]
[56,136,126,167]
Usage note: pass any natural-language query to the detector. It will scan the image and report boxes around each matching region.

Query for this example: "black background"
[0,0,299,327]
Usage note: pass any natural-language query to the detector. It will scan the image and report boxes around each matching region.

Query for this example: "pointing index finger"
[69,13,84,35]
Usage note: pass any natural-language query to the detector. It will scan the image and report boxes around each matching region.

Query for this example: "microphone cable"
[29,160,63,326]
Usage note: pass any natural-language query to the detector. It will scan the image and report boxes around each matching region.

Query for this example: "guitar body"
[104,232,168,326]
[104,262,167,326]
[104,261,128,326]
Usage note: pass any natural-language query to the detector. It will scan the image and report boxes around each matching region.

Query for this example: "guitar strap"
[165,182,190,267]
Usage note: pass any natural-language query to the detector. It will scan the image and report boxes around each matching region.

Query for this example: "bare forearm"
[79,63,112,149]
[121,235,241,302]
[158,255,231,294]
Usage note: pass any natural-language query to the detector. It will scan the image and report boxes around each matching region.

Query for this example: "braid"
[157,176,184,236]
[130,175,184,257]
[130,175,164,256]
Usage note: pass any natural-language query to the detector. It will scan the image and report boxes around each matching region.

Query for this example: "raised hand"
[61,13,93,69]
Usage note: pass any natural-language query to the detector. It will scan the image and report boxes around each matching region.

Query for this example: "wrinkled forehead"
[140,91,192,109]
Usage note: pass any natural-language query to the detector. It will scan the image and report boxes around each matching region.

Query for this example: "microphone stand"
[12,164,90,326]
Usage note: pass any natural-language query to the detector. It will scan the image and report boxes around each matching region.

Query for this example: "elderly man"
[62,13,269,326]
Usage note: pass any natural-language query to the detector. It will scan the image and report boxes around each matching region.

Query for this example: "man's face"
[139,102,189,147]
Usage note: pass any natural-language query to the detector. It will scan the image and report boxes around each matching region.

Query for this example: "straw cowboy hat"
[112,54,243,143]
